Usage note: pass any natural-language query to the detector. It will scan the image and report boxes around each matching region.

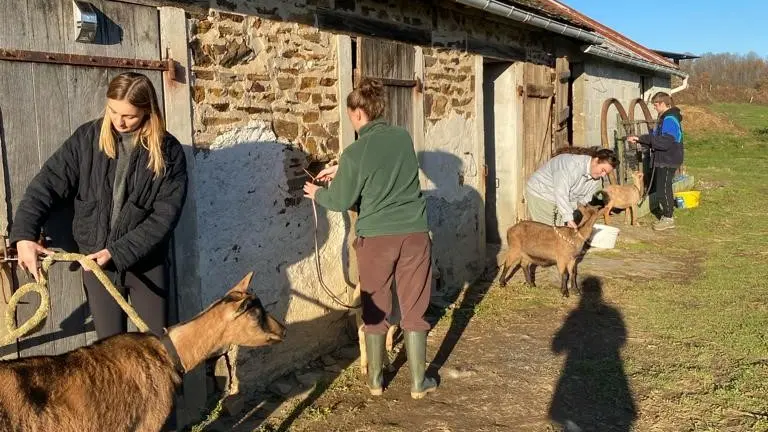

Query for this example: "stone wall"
[423,48,475,122]
[189,10,340,158]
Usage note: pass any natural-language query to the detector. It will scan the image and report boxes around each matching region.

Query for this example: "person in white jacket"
[526,147,618,228]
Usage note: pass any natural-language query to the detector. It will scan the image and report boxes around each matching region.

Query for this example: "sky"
[560,0,768,58]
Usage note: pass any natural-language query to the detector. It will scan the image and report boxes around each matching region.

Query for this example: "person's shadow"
[548,277,636,432]
[189,123,361,431]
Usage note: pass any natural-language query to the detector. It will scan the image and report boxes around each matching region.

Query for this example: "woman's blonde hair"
[347,78,386,120]
[99,72,166,178]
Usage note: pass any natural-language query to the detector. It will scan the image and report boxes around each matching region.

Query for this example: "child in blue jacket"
[628,92,683,231]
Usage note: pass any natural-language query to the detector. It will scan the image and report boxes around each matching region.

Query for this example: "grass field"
[612,103,768,430]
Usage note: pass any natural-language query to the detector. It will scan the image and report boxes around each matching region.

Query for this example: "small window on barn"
[353,37,416,135]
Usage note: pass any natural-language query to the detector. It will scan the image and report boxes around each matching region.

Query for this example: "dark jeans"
[82,262,168,339]
[355,232,432,334]
[655,167,676,218]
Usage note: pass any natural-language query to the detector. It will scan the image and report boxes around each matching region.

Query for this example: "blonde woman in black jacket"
[10,72,187,339]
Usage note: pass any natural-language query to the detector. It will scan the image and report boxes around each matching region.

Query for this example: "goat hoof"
[561,291,570,298]
[499,281,507,288]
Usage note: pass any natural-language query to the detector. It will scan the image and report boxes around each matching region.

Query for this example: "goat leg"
[631,205,638,226]
[604,204,613,225]
[568,259,580,295]
[498,263,509,287]
[524,264,535,287]
[560,271,569,297]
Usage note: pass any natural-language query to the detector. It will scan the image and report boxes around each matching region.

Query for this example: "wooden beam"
[314,9,431,46]
[472,54,486,262]
[525,83,554,98]
[112,0,209,14]
[159,6,206,427]
[467,38,526,62]
[336,34,355,151]
[412,45,425,161]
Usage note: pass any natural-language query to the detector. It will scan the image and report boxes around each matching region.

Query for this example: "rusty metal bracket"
[0,49,175,80]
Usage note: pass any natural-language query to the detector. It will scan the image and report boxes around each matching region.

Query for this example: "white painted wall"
[420,113,485,293]
[193,121,351,383]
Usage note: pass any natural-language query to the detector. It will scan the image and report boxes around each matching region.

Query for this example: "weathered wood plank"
[27,0,68,52]
[359,38,414,134]
[160,6,206,426]
[554,56,570,149]
[68,66,111,126]
[32,62,90,355]
[384,86,413,134]
[0,265,17,359]
[522,63,554,181]
[359,38,414,81]
[35,64,71,162]
[525,83,554,98]
[133,3,161,60]
[0,0,31,51]
[0,62,39,219]
[97,0,137,57]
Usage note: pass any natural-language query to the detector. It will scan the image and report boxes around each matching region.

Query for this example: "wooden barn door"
[0,0,164,359]
[521,63,555,219]
[356,38,416,134]
[554,57,571,150]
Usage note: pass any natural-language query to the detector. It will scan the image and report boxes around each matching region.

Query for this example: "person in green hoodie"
[303,78,437,400]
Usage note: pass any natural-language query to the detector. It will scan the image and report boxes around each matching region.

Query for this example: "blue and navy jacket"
[639,107,684,168]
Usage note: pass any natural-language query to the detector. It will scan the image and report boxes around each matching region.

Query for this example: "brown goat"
[602,170,644,226]
[498,205,605,297]
[0,272,286,432]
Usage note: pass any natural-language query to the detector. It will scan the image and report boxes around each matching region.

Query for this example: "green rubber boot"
[365,333,386,396]
[405,331,438,399]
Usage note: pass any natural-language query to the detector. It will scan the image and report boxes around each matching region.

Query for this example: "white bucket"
[589,224,620,249]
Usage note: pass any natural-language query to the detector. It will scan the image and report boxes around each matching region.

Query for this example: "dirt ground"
[206,224,692,432]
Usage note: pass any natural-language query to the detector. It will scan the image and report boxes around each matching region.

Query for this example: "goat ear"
[228,272,255,295]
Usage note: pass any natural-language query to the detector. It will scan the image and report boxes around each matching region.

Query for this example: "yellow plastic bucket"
[674,191,701,209]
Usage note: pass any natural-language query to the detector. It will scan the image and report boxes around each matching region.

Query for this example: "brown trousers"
[354,232,432,334]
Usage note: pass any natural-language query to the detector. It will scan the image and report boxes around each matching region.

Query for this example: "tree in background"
[676,52,768,104]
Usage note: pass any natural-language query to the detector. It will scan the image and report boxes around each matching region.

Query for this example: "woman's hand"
[303,182,322,200]
[16,240,54,281]
[84,249,112,271]
[627,136,639,144]
[315,165,339,182]
[566,220,578,230]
